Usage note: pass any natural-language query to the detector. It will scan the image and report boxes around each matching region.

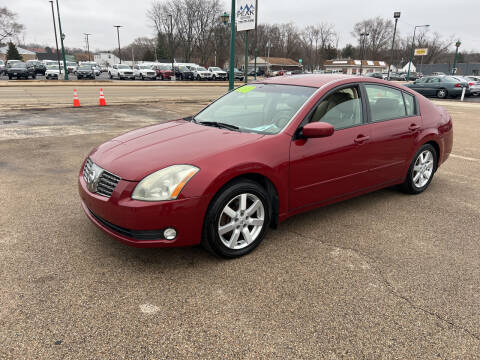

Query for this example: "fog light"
[164,228,177,240]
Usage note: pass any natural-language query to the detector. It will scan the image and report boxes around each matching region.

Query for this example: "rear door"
[364,84,422,183]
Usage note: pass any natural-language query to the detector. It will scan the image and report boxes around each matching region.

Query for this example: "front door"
[289,85,375,211]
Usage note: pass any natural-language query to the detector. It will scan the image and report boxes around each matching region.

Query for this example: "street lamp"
[48,1,62,75]
[452,40,461,75]
[114,25,122,64]
[406,24,430,81]
[83,33,91,62]
[55,0,68,79]
[359,32,369,75]
[387,11,401,80]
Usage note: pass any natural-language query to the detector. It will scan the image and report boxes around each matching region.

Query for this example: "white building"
[323,59,389,75]
[93,52,120,66]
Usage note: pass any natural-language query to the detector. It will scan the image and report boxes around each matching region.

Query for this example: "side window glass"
[403,93,416,116]
[309,87,363,130]
[365,84,406,122]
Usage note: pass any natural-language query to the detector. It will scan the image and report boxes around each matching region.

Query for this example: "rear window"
[403,92,416,116]
[365,84,406,122]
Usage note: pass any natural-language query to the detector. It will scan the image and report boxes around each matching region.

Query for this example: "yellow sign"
[414,48,429,56]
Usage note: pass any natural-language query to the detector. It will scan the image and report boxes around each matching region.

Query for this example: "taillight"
[454,83,462,87]
[468,82,474,86]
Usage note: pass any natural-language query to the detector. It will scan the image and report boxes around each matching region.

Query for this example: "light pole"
[114,25,122,63]
[168,14,175,80]
[49,1,62,75]
[407,24,430,81]
[452,40,461,75]
[83,33,91,62]
[266,41,271,76]
[359,31,369,75]
[387,11,401,80]
[228,1,236,91]
[253,0,258,80]
[55,0,68,79]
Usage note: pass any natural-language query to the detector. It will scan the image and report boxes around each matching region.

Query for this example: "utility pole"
[228,0,236,91]
[55,0,68,79]
[452,40,461,75]
[168,14,175,80]
[114,25,122,63]
[387,12,400,80]
[83,33,91,62]
[49,1,62,74]
[359,31,369,75]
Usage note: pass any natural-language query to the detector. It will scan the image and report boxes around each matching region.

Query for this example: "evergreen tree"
[155,32,168,61]
[342,44,355,59]
[6,41,21,61]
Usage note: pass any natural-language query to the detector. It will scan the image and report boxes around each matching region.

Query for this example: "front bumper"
[119,73,135,79]
[78,174,210,248]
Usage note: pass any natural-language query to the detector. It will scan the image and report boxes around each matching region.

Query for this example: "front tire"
[436,89,448,99]
[202,179,271,258]
[401,144,437,194]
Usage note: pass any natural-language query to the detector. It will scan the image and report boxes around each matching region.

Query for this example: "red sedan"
[79,75,453,258]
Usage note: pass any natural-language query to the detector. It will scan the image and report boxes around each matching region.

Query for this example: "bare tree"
[0,7,24,43]
[353,17,393,59]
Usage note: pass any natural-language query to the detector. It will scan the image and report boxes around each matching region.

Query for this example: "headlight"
[132,165,199,201]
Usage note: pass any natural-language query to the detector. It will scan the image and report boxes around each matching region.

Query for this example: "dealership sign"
[414,48,429,56]
[236,0,256,32]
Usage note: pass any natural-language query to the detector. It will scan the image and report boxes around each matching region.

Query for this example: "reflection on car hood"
[90,120,264,181]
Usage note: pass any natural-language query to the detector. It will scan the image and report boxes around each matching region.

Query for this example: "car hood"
[90,120,264,181]
[9,67,27,71]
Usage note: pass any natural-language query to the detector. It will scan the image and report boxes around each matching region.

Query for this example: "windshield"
[159,64,171,70]
[78,65,92,70]
[178,66,188,71]
[197,67,207,71]
[12,63,26,68]
[194,84,316,134]
[210,67,222,71]
[118,64,130,69]
[139,65,152,69]
[47,65,59,70]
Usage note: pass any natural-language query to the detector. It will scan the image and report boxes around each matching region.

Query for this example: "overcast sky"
[5,0,480,53]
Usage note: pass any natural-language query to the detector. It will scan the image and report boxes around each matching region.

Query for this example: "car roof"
[256,74,367,88]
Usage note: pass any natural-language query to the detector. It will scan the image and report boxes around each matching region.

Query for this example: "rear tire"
[202,179,271,258]
[401,144,437,194]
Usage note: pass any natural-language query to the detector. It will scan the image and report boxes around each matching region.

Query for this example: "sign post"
[414,48,428,75]
[236,0,256,85]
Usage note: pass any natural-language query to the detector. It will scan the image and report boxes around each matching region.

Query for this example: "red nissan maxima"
[79,75,453,258]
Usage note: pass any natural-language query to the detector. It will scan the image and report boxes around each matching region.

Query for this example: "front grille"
[83,158,121,198]
[123,71,133,75]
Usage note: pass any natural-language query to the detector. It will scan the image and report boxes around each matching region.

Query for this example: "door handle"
[408,124,420,131]
[354,135,370,144]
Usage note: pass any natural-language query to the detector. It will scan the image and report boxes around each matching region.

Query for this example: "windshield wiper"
[197,121,240,131]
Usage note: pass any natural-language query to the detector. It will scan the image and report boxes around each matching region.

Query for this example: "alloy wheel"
[412,150,434,188]
[218,193,265,250]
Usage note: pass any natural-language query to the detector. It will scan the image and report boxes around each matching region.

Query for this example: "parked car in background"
[175,65,194,80]
[208,67,227,80]
[66,61,77,73]
[226,67,244,81]
[25,60,46,75]
[192,66,213,81]
[78,75,453,258]
[133,64,157,80]
[405,75,469,99]
[154,64,173,80]
[465,76,480,96]
[6,59,22,66]
[432,72,446,76]
[248,69,265,77]
[109,64,135,80]
[76,65,96,80]
[0,60,5,75]
[45,64,61,80]
[100,66,108,73]
[7,62,36,80]
[365,72,383,79]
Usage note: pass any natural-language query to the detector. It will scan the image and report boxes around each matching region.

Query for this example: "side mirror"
[302,122,334,138]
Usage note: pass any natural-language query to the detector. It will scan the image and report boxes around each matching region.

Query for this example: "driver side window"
[308,87,363,130]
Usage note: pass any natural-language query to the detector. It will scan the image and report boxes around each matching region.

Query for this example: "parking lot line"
[450,154,479,162]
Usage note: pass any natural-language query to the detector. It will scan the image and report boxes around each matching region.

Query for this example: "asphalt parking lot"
[1,93,479,358]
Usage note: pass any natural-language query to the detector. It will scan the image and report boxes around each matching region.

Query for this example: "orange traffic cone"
[99,88,107,106]
[73,89,81,107]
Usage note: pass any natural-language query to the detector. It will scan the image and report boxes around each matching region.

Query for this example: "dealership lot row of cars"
[0,59,247,81]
